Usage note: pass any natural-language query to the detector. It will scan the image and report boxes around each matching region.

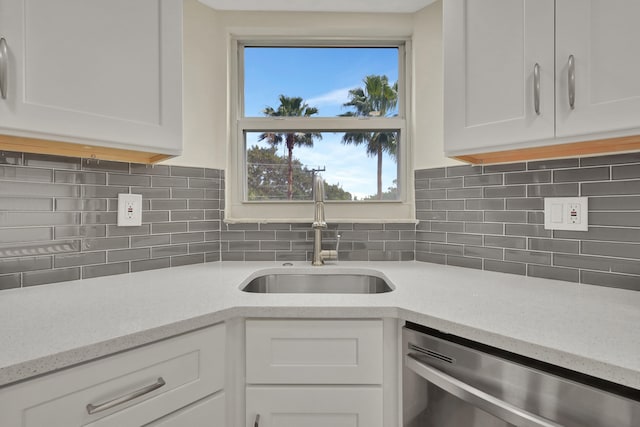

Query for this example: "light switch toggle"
[544,197,588,231]
[117,193,142,227]
[551,204,563,223]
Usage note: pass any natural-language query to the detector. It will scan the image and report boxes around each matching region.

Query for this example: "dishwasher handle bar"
[405,355,563,427]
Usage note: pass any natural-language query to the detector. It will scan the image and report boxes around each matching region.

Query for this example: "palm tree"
[341,75,398,199]
[259,95,321,200]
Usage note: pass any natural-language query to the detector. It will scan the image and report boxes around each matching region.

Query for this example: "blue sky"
[244,47,399,200]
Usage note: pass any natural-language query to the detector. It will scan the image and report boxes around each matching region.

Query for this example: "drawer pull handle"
[0,38,7,99]
[568,54,576,110]
[86,377,166,415]
[533,63,541,115]
[254,413,261,427]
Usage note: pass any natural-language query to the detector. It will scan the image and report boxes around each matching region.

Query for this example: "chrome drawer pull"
[568,55,575,110]
[86,377,166,415]
[0,38,7,99]
[533,63,541,115]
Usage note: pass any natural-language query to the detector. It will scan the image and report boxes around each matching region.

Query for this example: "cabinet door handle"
[0,38,7,100]
[254,413,261,427]
[533,63,541,115]
[86,377,166,415]
[568,55,575,110]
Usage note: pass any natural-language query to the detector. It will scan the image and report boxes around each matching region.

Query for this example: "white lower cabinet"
[246,387,382,427]
[0,324,225,427]
[245,319,385,427]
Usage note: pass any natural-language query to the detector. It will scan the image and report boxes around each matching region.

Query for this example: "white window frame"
[228,36,415,223]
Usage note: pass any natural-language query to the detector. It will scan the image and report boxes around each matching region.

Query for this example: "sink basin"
[241,273,393,294]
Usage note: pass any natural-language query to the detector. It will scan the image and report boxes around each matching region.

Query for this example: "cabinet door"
[444,0,555,155]
[144,392,225,427]
[0,324,225,427]
[0,0,182,155]
[556,0,640,138]
[246,387,383,427]
[246,319,383,385]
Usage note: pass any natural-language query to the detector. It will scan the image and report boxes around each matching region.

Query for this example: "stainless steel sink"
[241,273,393,294]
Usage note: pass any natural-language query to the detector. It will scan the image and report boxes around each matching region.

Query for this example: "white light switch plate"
[544,197,588,231]
[117,193,142,227]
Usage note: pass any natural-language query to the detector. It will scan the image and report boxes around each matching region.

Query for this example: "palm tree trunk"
[287,138,294,200]
[377,146,383,199]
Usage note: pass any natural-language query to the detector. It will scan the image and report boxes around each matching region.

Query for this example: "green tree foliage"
[247,145,352,201]
[259,95,322,200]
[341,75,398,200]
[363,180,398,201]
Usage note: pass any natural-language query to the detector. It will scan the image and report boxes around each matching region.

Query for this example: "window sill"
[225,200,416,223]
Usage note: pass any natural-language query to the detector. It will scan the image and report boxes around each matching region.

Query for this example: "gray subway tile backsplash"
[23,267,81,287]
[612,164,640,180]
[3,151,639,292]
[446,164,482,177]
[220,221,416,263]
[55,170,107,185]
[1,153,222,288]
[131,257,171,273]
[582,180,640,196]
[0,273,21,290]
[170,166,205,178]
[553,167,610,183]
[0,256,52,274]
[528,265,580,283]
[527,158,579,170]
[83,262,129,279]
[580,271,640,291]
[579,152,640,166]
[0,166,53,182]
[504,170,551,185]
[484,260,526,276]
[527,183,579,197]
[484,235,526,249]
[589,196,640,211]
[415,154,640,290]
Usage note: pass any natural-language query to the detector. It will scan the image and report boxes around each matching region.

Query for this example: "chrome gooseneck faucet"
[312,174,339,266]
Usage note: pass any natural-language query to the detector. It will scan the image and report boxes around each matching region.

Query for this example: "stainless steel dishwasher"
[403,322,640,427]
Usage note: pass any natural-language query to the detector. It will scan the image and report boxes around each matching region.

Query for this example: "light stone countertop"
[0,261,639,389]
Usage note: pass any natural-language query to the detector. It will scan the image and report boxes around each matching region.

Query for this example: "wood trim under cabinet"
[0,134,174,164]
[452,134,640,165]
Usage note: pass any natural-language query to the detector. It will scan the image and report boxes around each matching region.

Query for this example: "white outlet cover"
[544,197,588,231]
[117,193,143,227]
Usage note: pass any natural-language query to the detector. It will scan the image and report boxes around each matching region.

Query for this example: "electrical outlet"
[544,197,588,231]
[117,194,142,227]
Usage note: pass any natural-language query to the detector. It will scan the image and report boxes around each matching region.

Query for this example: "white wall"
[412,1,461,169]
[163,0,226,169]
[167,0,461,171]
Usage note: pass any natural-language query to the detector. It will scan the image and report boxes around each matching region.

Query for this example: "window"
[230,39,413,221]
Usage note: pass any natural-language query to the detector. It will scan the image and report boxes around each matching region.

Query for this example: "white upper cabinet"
[444,0,555,154]
[555,0,640,138]
[0,0,182,158]
[444,0,640,159]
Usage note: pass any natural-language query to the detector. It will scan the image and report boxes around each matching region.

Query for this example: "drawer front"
[144,392,225,427]
[0,324,225,427]
[246,386,383,427]
[246,319,382,384]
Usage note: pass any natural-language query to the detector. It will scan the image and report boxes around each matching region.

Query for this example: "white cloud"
[306,87,353,108]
